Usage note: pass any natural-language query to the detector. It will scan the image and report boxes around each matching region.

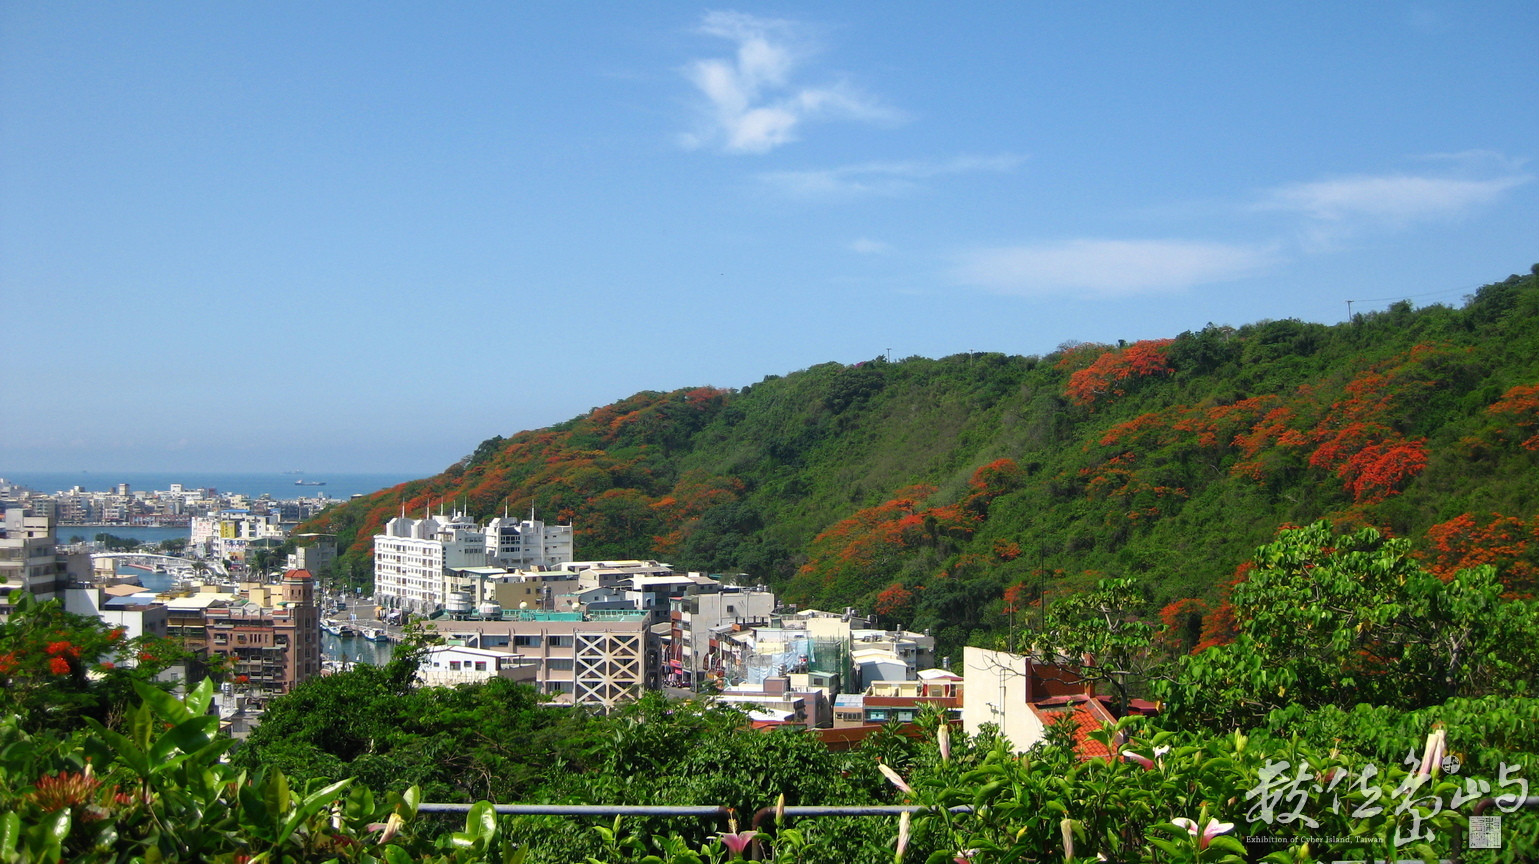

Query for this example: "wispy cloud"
[1255,151,1530,246]
[952,239,1275,299]
[849,237,890,254]
[680,11,900,154]
[758,154,1023,198]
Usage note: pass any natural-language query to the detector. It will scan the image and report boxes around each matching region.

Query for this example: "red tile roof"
[1030,697,1120,761]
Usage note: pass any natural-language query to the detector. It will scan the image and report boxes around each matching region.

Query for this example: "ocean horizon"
[1,471,419,501]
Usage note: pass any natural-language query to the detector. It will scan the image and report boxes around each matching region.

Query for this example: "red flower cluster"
[45,640,81,658]
[1424,512,1539,596]
[49,656,71,675]
[874,584,915,617]
[1064,340,1175,407]
[1487,383,1539,450]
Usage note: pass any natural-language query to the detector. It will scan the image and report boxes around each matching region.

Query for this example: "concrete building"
[63,586,170,644]
[416,645,537,688]
[286,533,337,574]
[2,506,88,610]
[666,584,777,689]
[717,676,831,728]
[201,570,322,701]
[428,610,657,708]
[484,516,573,568]
[373,512,487,612]
[190,511,286,562]
[962,647,1106,754]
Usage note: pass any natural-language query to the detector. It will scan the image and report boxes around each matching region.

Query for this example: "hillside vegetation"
[304,265,1539,653]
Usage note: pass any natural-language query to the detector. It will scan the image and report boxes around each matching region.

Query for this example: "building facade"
[201,570,321,700]
[373,513,487,612]
[484,517,574,568]
[428,611,657,708]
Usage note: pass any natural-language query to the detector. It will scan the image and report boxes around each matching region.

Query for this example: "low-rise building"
[416,645,537,687]
[716,675,832,728]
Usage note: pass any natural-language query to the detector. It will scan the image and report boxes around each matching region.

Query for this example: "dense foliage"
[4,518,1539,861]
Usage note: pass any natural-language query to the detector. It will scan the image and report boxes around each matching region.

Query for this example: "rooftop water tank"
[446,592,473,614]
[477,601,503,620]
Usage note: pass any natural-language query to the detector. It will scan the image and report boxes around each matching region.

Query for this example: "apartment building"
[428,611,657,708]
[483,516,573,568]
[373,512,487,612]
[1,506,88,610]
[190,511,286,561]
[200,570,321,700]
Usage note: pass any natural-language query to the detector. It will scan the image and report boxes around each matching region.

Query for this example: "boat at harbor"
[321,619,343,636]
[363,627,391,643]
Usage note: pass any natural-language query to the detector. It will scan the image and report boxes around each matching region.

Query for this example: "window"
[474,661,486,672]
[514,635,540,647]
[449,661,461,671]
[550,635,573,647]
[546,659,573,671]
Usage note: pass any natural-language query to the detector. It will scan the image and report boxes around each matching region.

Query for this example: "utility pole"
[1346,299,1354,322]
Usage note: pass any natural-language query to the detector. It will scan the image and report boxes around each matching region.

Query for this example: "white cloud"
[952,239,1275,299]
[759,154,1023,197]
[1256,153,1529,247]
[1263,174,1526,224]
[849,238,890,254]
[680,11,899,154]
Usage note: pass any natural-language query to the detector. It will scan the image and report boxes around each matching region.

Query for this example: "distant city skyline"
[3,3,1536,472]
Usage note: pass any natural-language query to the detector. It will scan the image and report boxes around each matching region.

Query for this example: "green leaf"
[133,681,191,725]
[150,715,219,763]
[83,718,151,778]
[183,677,216,718]
[382,846,414,864]
[466,800,496,841]
[1207,835,1249,855]
[0,811,19,855]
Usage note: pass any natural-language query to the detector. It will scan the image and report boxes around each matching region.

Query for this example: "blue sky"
[3,3,1535,473]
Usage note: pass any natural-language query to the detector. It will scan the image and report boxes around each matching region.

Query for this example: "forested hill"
[304,265,1539,651]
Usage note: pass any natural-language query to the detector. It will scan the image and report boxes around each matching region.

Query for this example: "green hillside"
[303,265,1539,653]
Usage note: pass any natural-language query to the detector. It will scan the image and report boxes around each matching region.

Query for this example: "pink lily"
[953,849,978,864]
[1419,728,1447,778]
[1121,749,1154,770]
[895,811,911,862]
[1170,817,1234,850]
[717,830,760,856]
[938,723,952,763]
[879,763,915,796]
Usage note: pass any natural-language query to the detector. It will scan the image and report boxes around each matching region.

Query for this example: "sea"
[2,471,416,502]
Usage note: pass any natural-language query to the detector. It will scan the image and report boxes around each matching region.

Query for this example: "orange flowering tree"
[0,593,187,731]
[1486,382,1539,450]
[1063,339,1175,407]
[1424,512,1539,596]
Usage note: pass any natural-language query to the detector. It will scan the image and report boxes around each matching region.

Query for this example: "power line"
[1348,284,1478,305]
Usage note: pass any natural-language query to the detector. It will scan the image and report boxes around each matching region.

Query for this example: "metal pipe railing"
[416,804,731,819]
[751,804,973,830]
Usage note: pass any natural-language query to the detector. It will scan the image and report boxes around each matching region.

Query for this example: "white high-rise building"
[374,512,487,612]
[484,516,573,568]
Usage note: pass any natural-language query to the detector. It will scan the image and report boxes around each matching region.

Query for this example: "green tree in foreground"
[1159,521,1539,731]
